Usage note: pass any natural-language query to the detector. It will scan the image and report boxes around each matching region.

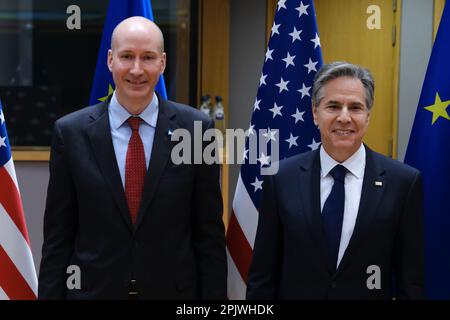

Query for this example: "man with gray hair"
[247,61,424,299]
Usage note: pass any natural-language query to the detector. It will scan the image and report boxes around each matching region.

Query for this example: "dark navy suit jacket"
[38,96,227,299]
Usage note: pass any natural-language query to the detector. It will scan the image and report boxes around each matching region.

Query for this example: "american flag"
[226,0,323,299]
[0,99,38,299]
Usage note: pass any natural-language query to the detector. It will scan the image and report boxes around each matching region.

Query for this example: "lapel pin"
[167,129,173,136]
[375,181,383,187]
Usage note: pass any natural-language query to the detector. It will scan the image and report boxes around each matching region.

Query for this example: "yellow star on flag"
[424,93,450,125]
[99,84,114,102]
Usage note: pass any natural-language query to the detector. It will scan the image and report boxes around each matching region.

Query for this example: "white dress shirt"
[320,144,366,268]
[108,91,159,188]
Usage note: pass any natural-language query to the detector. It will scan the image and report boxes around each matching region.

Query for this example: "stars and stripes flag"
[226,0,323,299]
[0,99,38,299]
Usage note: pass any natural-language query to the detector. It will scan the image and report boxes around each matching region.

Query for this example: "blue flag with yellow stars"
[404,1,450,299]
[89,0,167,104]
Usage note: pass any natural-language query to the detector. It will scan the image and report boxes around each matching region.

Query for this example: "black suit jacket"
[38,96,227,299]
[246,146,424,299]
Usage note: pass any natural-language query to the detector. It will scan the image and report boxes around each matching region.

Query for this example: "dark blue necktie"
[322,164,347,272]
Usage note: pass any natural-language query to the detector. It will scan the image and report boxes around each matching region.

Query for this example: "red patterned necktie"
[125,117,146,224]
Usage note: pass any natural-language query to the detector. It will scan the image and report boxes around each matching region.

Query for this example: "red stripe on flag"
[0,245,36,300]
[0,167,30,244]
[226,211,253,284]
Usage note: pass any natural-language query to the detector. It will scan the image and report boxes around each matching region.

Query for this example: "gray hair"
[312,61,375,110]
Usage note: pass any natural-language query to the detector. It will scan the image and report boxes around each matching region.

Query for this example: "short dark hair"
[312,61,375,110]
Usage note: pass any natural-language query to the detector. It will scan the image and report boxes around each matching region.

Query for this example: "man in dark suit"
[38,16,227,299]
[246,62,424,300]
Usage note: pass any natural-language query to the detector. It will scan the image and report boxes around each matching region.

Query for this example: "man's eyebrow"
[325,100,341,105]
[349,101,365,106]
[324,100,364,106]
[117,50,158,54]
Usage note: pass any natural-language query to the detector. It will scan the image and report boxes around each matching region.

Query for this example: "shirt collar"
[109,91,159,129]
[320,144,366,179]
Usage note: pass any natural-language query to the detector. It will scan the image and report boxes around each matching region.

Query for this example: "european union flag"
[89,0,167,104]
[404,2,450,299]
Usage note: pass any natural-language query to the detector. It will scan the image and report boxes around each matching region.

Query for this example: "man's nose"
[337,106,351,122]
[130,59,144,75]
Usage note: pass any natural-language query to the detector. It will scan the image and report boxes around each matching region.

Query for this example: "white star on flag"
[298,83,311,98]
[259,74,267,87]
[277,0,287,11]
[292,109,305,123]
[0,110,4,125]
[250,177,264,192]
[254,99,261,111]
[243,149,249,161]
[285,133,299,148]
[308,138,321,150]
[271,22,281,36]
[246,124,255,136]
[282,52,296,68]
[257,152,270,167]
[0,135,6,148]
[296,1,309,17]
[311,33,321,49]
[304,58,318,74]
[275,77,290,93]
[289,27,302,43]
[269,103,284,118]
[262,128,277,142]
[265,48,274,61]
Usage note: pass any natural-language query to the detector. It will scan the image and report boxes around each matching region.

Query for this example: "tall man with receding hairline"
[38,17,227,300]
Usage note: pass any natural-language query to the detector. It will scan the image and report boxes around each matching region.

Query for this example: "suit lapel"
[298,150,330,267]
[335,146,386,276]
[86,100,133,231]
[135,97,177,229]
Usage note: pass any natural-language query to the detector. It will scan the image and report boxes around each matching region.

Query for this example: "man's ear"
[365,106,371,125]
[160,52,167,74]
[312,104,318,126]
[107,49,113,72]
